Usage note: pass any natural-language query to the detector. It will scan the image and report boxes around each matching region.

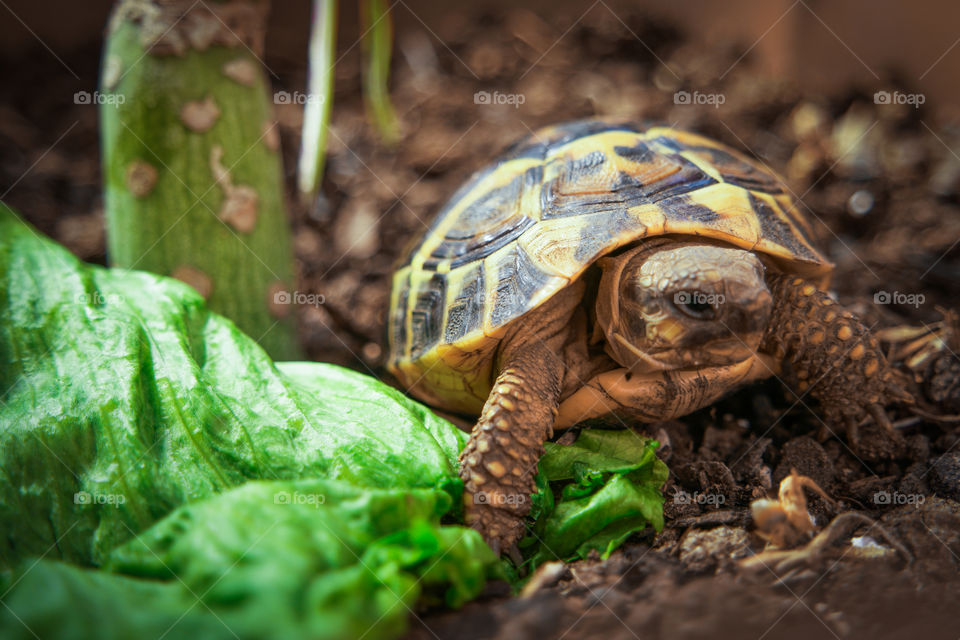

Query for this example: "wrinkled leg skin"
[458,341,562,553]
[458,285,582,554]
[762,274,912,459]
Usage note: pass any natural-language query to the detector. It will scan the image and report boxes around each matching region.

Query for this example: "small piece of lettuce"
[0,204,666,640]
[523,430,668,569]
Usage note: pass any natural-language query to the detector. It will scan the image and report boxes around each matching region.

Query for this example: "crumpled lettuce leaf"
[0,204,666,640]
[522,429,668,568]
[2,478,495,640]
[0,204,490,639]
[0,203,467,570]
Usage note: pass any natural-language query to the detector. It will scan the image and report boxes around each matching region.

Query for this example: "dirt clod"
[929,451,960,501]
[773,436,834,489]
[678,526,751,573]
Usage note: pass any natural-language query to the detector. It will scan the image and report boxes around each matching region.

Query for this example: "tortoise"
[387,119,909,553]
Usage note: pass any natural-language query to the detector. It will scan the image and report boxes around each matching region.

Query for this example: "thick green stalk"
[99,0,300,359]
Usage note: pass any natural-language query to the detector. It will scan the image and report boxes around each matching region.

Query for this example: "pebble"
[847,189,875,216]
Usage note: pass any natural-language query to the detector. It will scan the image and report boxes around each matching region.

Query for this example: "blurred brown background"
[2,0,958,119]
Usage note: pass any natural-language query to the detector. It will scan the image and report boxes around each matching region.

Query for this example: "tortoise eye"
[672,291,718,320]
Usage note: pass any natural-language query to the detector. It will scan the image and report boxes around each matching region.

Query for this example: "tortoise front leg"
[762,274,912,455]
[459,340,563,554]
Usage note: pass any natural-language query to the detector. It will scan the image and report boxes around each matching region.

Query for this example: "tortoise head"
[595,240,773,371]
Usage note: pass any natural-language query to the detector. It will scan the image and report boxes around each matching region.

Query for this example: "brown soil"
[2,4,959,639]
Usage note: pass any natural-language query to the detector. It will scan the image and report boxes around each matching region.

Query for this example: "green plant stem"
[362,0,400,144]
[298,0,338,203]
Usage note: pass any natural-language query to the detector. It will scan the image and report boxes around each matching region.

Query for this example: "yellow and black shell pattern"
[388,119,832,415]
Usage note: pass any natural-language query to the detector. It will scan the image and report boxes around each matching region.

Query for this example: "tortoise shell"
[387,119,831,415]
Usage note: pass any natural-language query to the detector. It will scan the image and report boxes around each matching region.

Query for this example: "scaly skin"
[761,274,911,457]
[458,285,581,554]
[458,342,562,554]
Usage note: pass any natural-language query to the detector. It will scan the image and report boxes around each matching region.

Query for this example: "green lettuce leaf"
[522,430,669,568]
[0,204,492,639]
[1,478,495,640]
[0,203,467,569]
[0,204,666,639]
